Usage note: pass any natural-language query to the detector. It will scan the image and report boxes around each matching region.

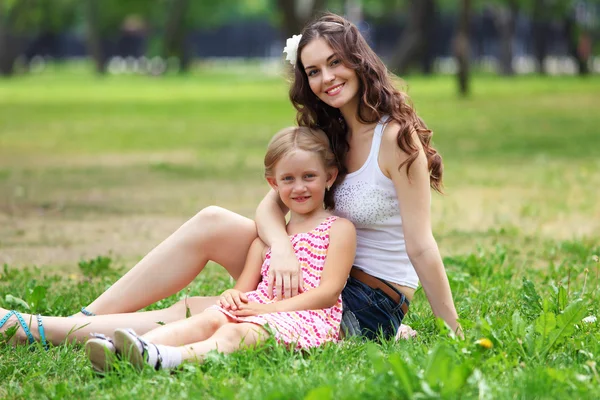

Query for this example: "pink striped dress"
[213,216,342,350]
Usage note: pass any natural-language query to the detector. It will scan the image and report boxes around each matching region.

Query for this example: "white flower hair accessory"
[283,34,302,66]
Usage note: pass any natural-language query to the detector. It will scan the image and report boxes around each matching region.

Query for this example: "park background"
[1,0,600,399]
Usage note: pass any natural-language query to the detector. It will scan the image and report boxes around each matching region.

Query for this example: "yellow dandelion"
[69,274,78,280]
[476,338,493,349]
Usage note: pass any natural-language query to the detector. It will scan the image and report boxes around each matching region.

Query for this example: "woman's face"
[300,38,359,112]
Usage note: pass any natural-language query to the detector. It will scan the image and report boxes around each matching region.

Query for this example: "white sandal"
[114,328,163,370]
[85,333,117,373]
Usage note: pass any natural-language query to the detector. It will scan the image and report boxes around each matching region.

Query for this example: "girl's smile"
[268,149,335,218]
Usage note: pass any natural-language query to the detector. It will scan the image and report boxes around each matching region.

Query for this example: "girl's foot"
[113,328,182,371]
[85,333,117,373]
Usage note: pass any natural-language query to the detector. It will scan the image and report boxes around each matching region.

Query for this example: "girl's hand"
[231,302,272,317]
[217,289,248,311]
[268,240,304,300]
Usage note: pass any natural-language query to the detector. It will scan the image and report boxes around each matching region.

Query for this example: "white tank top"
[333,116,418,289]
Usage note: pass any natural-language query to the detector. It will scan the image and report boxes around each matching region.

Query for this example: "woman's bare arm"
[381,123,461,336]
[255,189,303,299]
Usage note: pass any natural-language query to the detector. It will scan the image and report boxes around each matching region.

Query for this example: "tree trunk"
[564,15,589,76]
[277,0,326,39]
[84,0,106,75]
[162,0,190,73]
[454,0,471,97]
[389,0,436,75]
[493,1,518,76]
[0,0,29,76]
[532,0,547,75]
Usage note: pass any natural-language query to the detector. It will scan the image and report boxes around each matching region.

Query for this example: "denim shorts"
[340,276,409,340]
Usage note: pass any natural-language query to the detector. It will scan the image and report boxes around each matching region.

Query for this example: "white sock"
[152,344,183,369]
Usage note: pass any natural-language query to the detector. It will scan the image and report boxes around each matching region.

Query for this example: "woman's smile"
[325,83,344,96]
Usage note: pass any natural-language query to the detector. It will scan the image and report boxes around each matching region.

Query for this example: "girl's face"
[267,149,336,216]
[300,38,360,113]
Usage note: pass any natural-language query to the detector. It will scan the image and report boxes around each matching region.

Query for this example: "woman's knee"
[194,206,226,225]
[168,297,218,316]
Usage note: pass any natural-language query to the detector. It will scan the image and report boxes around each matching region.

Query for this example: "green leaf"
[534,311,557,353]
[424,343,453,391]
[520,279,542,320]
[4,294,30,310]
[28,285,47,311]
[557,285,568,313]
[511,310,526,337]
[304,386,333,400]
[540,299,587,358]
[535,312,557,337]
[365,343,387,374]
[441,363,474,397]
[388,353,415,398]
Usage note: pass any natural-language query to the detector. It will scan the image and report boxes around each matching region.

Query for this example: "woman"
[1,13,459,345]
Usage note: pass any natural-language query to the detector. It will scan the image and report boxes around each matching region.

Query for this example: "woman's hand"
[231,302,272,317]
[267,240,303,300]
[217,289,248,311]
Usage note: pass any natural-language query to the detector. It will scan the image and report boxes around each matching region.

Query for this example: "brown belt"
[350,268,409,316]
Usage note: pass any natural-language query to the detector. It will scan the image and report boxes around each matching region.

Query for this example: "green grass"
[1,65,600,399]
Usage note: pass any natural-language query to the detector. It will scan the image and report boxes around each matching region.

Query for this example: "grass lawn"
[1,64,600,399]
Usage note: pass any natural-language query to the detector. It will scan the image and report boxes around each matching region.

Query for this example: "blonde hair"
[264,126,337,209]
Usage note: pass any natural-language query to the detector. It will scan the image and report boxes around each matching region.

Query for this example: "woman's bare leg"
[0,297,217,346]
[81,206,257,315]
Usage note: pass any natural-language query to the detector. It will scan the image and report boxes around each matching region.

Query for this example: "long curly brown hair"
[289,13,443,193]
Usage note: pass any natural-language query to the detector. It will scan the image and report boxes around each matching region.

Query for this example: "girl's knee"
[216,323,263,348]
[197,309,228,331]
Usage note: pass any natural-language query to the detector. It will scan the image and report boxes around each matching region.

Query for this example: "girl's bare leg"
[82,207,257,315]
[138,309,268,363]
[142,309,231,346]
[179,322,268,363]
[0,297,216,346]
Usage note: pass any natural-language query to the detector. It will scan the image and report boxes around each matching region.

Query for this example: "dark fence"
[22,16,575,63]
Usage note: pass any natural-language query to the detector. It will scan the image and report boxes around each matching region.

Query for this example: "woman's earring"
[326,185,330,192]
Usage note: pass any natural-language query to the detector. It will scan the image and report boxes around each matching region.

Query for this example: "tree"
[454,0,471,96]
[84,0,104,74]
[276,0,327,38]
[388,0,437,75]
[0,0,29,76]
[531,0,549,74]
[489,0,519,75]
[161,0,190,72]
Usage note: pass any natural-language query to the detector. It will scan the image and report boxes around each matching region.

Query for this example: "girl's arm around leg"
[233,219,356,316]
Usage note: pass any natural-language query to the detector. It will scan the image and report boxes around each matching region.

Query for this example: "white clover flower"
[283,34,302,66]
[582,315,597,324]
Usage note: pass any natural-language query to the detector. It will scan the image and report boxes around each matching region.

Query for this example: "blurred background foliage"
[0,0,599,95]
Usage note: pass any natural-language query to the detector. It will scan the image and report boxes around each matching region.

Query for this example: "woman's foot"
[70,306,97,318]
[0,308,30,344]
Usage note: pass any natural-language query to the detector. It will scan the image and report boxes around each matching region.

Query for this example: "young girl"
[85,126,356,371]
